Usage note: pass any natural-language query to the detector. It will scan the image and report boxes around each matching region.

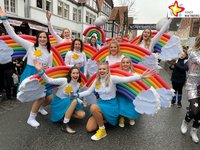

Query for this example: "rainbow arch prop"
[54,42,98,60]
[86,68,149,100]
[83,26,106,43]
[91,43,151,63]
[0,35,57,59]
[131,32,171,53]
[30,66,87,90]
[110,62,171,90]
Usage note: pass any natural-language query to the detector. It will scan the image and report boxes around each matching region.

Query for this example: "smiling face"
[142,29,151,41]
[63,29,70,38]
[74,40,81,51]
[109,43,119,56]
[98,64,108,78]
[121,57,132,72]
[38,32,48,46]
[71,68,80,82]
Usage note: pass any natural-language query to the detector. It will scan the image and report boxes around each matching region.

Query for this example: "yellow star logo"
[65,86,73,94]
[168,1,185,17]
[34,49,43,57]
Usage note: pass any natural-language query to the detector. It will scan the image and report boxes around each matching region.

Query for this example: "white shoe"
[190,128,199,143]
[181,120,188,134]
[27,118,40,128]
[38,107,48,115]
[129,119,135,126]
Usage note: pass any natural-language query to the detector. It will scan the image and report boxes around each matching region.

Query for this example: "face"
[121,58,131,71]
[110,43,118,56]
[117,36,122,42]
[142,29,151,41]
[98,65,107,78]
[74,40,81,51]
[71,69,80,82]
[179,51,186,59]
[91,37,96,44]
[38,33,48,46]
[63,29,70,38]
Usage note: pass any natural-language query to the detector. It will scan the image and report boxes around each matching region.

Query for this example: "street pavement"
[0,66,200,150]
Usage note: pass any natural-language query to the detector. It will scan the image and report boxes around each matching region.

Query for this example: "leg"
[38,94,53,115]
[177,83,184,108]
[90,104,107,141]
[73,110,85,119]
[27,97,45,127]
[171,82,178,105]
[86,116,98,132]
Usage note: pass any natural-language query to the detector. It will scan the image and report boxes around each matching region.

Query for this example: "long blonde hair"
[120,56,134,73]
[136,28,152,49]
[109,41,121,57]
[95,62,110,88]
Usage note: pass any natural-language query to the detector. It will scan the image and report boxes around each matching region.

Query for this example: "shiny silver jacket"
[185,50,200,99]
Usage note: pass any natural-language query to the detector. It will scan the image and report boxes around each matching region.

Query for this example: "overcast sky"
[113,0,168,24]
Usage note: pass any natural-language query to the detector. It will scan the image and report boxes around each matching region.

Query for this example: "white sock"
[29,112,37,119]
[63,118,70,124]
[99,125,105,129]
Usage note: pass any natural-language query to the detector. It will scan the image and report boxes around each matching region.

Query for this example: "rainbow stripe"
[83,26,106,43]
[0,35,57,59]
[91,43,151,63]
[54,42,98,60]
[131,32,171,53]
[30,66,87,90]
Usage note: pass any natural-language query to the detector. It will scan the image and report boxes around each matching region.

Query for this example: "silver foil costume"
[185,50,200,100]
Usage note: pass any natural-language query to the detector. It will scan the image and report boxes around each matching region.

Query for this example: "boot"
[177,95,182,108]
[171,96,176,105]
[181,120,188,134]
[61,123,76,134]
[27,112,40,128]
[190,127,199,143]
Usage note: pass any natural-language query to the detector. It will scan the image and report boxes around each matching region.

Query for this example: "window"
[37,0,43,9]
[58,1,62,16]
[72,31,81,39]
[73,8,77,21]
[46,0,51,11]
[63,4,69,19]
[86,12,89,23]
[4,0,16,13]
[78,9,81,22]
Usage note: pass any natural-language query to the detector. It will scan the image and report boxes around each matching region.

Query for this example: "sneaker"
[61,123,76,134]
[171,100,176,105]
[190,128,199,143]
[177,103,182,108]
[181,120,188,134]
[38,107,48,115]
[27,118,40,128]
[118,117,125,128]
[129,119,135,126]
[91,128,107,141]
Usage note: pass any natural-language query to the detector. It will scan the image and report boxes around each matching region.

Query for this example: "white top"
[3,20,52,68]
[140,19,172,52]
[105,55,125,65]
[79,74,141,100]
[41,73,80,99]
[64,50,87,76]
[48,21,72,43]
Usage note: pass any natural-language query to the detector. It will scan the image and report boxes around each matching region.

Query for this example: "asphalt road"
[0,67,199,150]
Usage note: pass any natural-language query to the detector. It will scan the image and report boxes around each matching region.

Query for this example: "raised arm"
[78,80,96,98]
[149,18,172,52]
[46,11,63,43]
[34,59,66,85]
[0,7,33,50]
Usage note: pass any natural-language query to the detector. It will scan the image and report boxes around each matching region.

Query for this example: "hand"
[0,7,6,18]
[76,63,82,69]
[33,59,43,72]
[46,11,51,21]
[141,69,155,78]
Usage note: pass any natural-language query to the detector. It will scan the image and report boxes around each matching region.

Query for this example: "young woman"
[89,36,101,50]
[170,50,188,108]
[118,56,140,127]
[64,39,87,76]
[0,7,53,128]
[75,62,155,141]
[34,61,85,133]
[137,19,172,52]
[180,35,200,143]
[105,41,125,65]
[46,11,72,43]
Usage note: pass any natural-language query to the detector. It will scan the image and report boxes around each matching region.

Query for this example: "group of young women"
[1,7,200,143]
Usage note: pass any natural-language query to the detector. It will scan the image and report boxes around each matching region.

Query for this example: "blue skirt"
[50,95,83,122]
[19,64,52,96]
[117,93,140,119]
[97,98,119,126]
